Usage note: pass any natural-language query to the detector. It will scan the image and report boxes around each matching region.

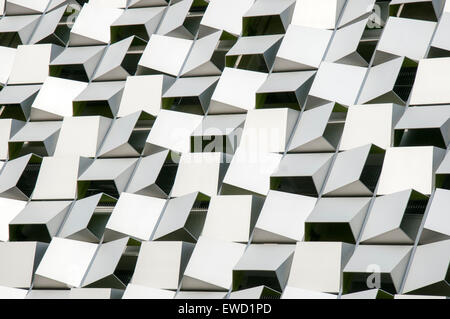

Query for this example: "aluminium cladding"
[0,0,449,299]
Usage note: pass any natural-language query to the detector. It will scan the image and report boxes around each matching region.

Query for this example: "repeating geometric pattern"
[0,0,449,299]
